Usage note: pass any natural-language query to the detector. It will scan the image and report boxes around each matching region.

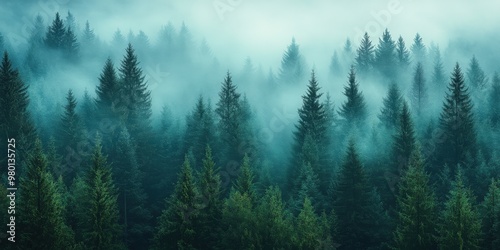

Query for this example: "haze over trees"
[1,9,499,250]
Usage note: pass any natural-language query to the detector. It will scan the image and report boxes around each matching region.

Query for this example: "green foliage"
[375,29,397,78]
[393,147,438,250]
[355,32,375,73]
[481,179,500,249]
[438,169,482,250]
[437,63,477,173]
[490,72,500,127]
[18,139,74,249]
[411,62,427,116]
[338,66,367,129]
[379,82,403,131]
[294,197,322,249]
[396,36,411,69]
[82,139,124,250]
[154,156,200,249]
[392,101,416,174]
[235,154,256,201]
[411,33,426,65]
[279,37,305,84]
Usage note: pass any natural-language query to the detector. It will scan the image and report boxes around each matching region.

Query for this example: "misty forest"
[1,4,500,250]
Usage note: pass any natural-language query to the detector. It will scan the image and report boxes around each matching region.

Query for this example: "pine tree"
[112,127,151,249]
[431,45,446,89]
[467,55,488,92]
[289,71,330,195]
[63,26,79,60]
[393,147,438,250]
[235,154,256,201]
[290,161,322,214]
[489,72,500,127]
[197,145,223,249]
[374,29,397,78]
[333,140,389,249]
[79,90,97,131]
[437,63,477,173]
[396,36,411,69]
[438,169,482,250]
[184,96,217,169]
[392,102,416,176]
[294,197,322,249]
[215,72,245,165]
[256,186,294,249]
[58,89,84,185]
[0,52,36,169]
[379,82,403,130]
[481,179,500,250]
[83,138,123,250]
[278,37,305,84]
[117,43,152,136]
[411,62,427,116]
[338,66,367,129]
[220,189,260,249]
[355,32,375,73]
[18,139,73,249]
[96,58,121,121]
[411,33,426,65]
[154,156,199,249]
[45,12,66,49]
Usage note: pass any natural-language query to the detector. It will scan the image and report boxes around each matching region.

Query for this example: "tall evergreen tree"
[197,145,223,249]
[82,138,123,250]
[467,55,488,92]
[45,12,66,49]
[378,82,403,130]
[396,36,411,69]
[18,139,73,249]
[411,33,426,65]
[393,147,438,250]
[374,29,397,78]
[355,32,375,73]
[289,71,330,195]
[112,127,151,250]
[294,197,323,249]
[278,37,305,84]
[0,52,36,169]
[154,156,199,249]
[438,170,482,250]
[329,51,342,77]
[256,186,294,249]
[333,140,389,249]
[235,154,256,201]
[481,179,500,250]
[431,45,446,89]
[411,62,427,116]
[436,64,477,173]
[63,26,79,60]
[392,102,416,176]
[338,66,367,129]
[489,72,500,127]
[96,58,120,121]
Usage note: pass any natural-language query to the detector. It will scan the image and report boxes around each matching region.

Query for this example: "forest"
[1,6,500,250]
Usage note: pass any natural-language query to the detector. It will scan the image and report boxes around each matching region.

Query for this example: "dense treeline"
[1,12,500,250]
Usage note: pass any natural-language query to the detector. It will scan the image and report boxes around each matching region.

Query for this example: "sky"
[2,0,500,72]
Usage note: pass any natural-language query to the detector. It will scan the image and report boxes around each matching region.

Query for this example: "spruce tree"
[294,197,322,249]
[438,170,482,250]
[411,33,426,65]
[489,72,500,127]
[45,12,66,49]
[0,52,36,169]
[83,138,123,250]
[481,179,500,250]
[235,154,256,201]
[117,43,152,136]
[431,46,446,89]
[289,71,329,194]
[355,32,375,73]
[437,63,477,173]
[256,186,294,249]
[378,82,403,130]
[197,145,223,249]
[392,101,416,176]
[290,161,322,214]
[154,156,199,249]
[329,51,342,77]
[393,148,438,250]
[467,55,488,92]
[63,26,79,60]
[338,66,367,129]
[112,127,151,249]
[396,36,411,69]
[18,139,73,249]
[96,58,120,122]
[333,140,389,249]
[411,62,427,116]
[278,37,305,84]
[374,29,396,78]
[215,72,245,165]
